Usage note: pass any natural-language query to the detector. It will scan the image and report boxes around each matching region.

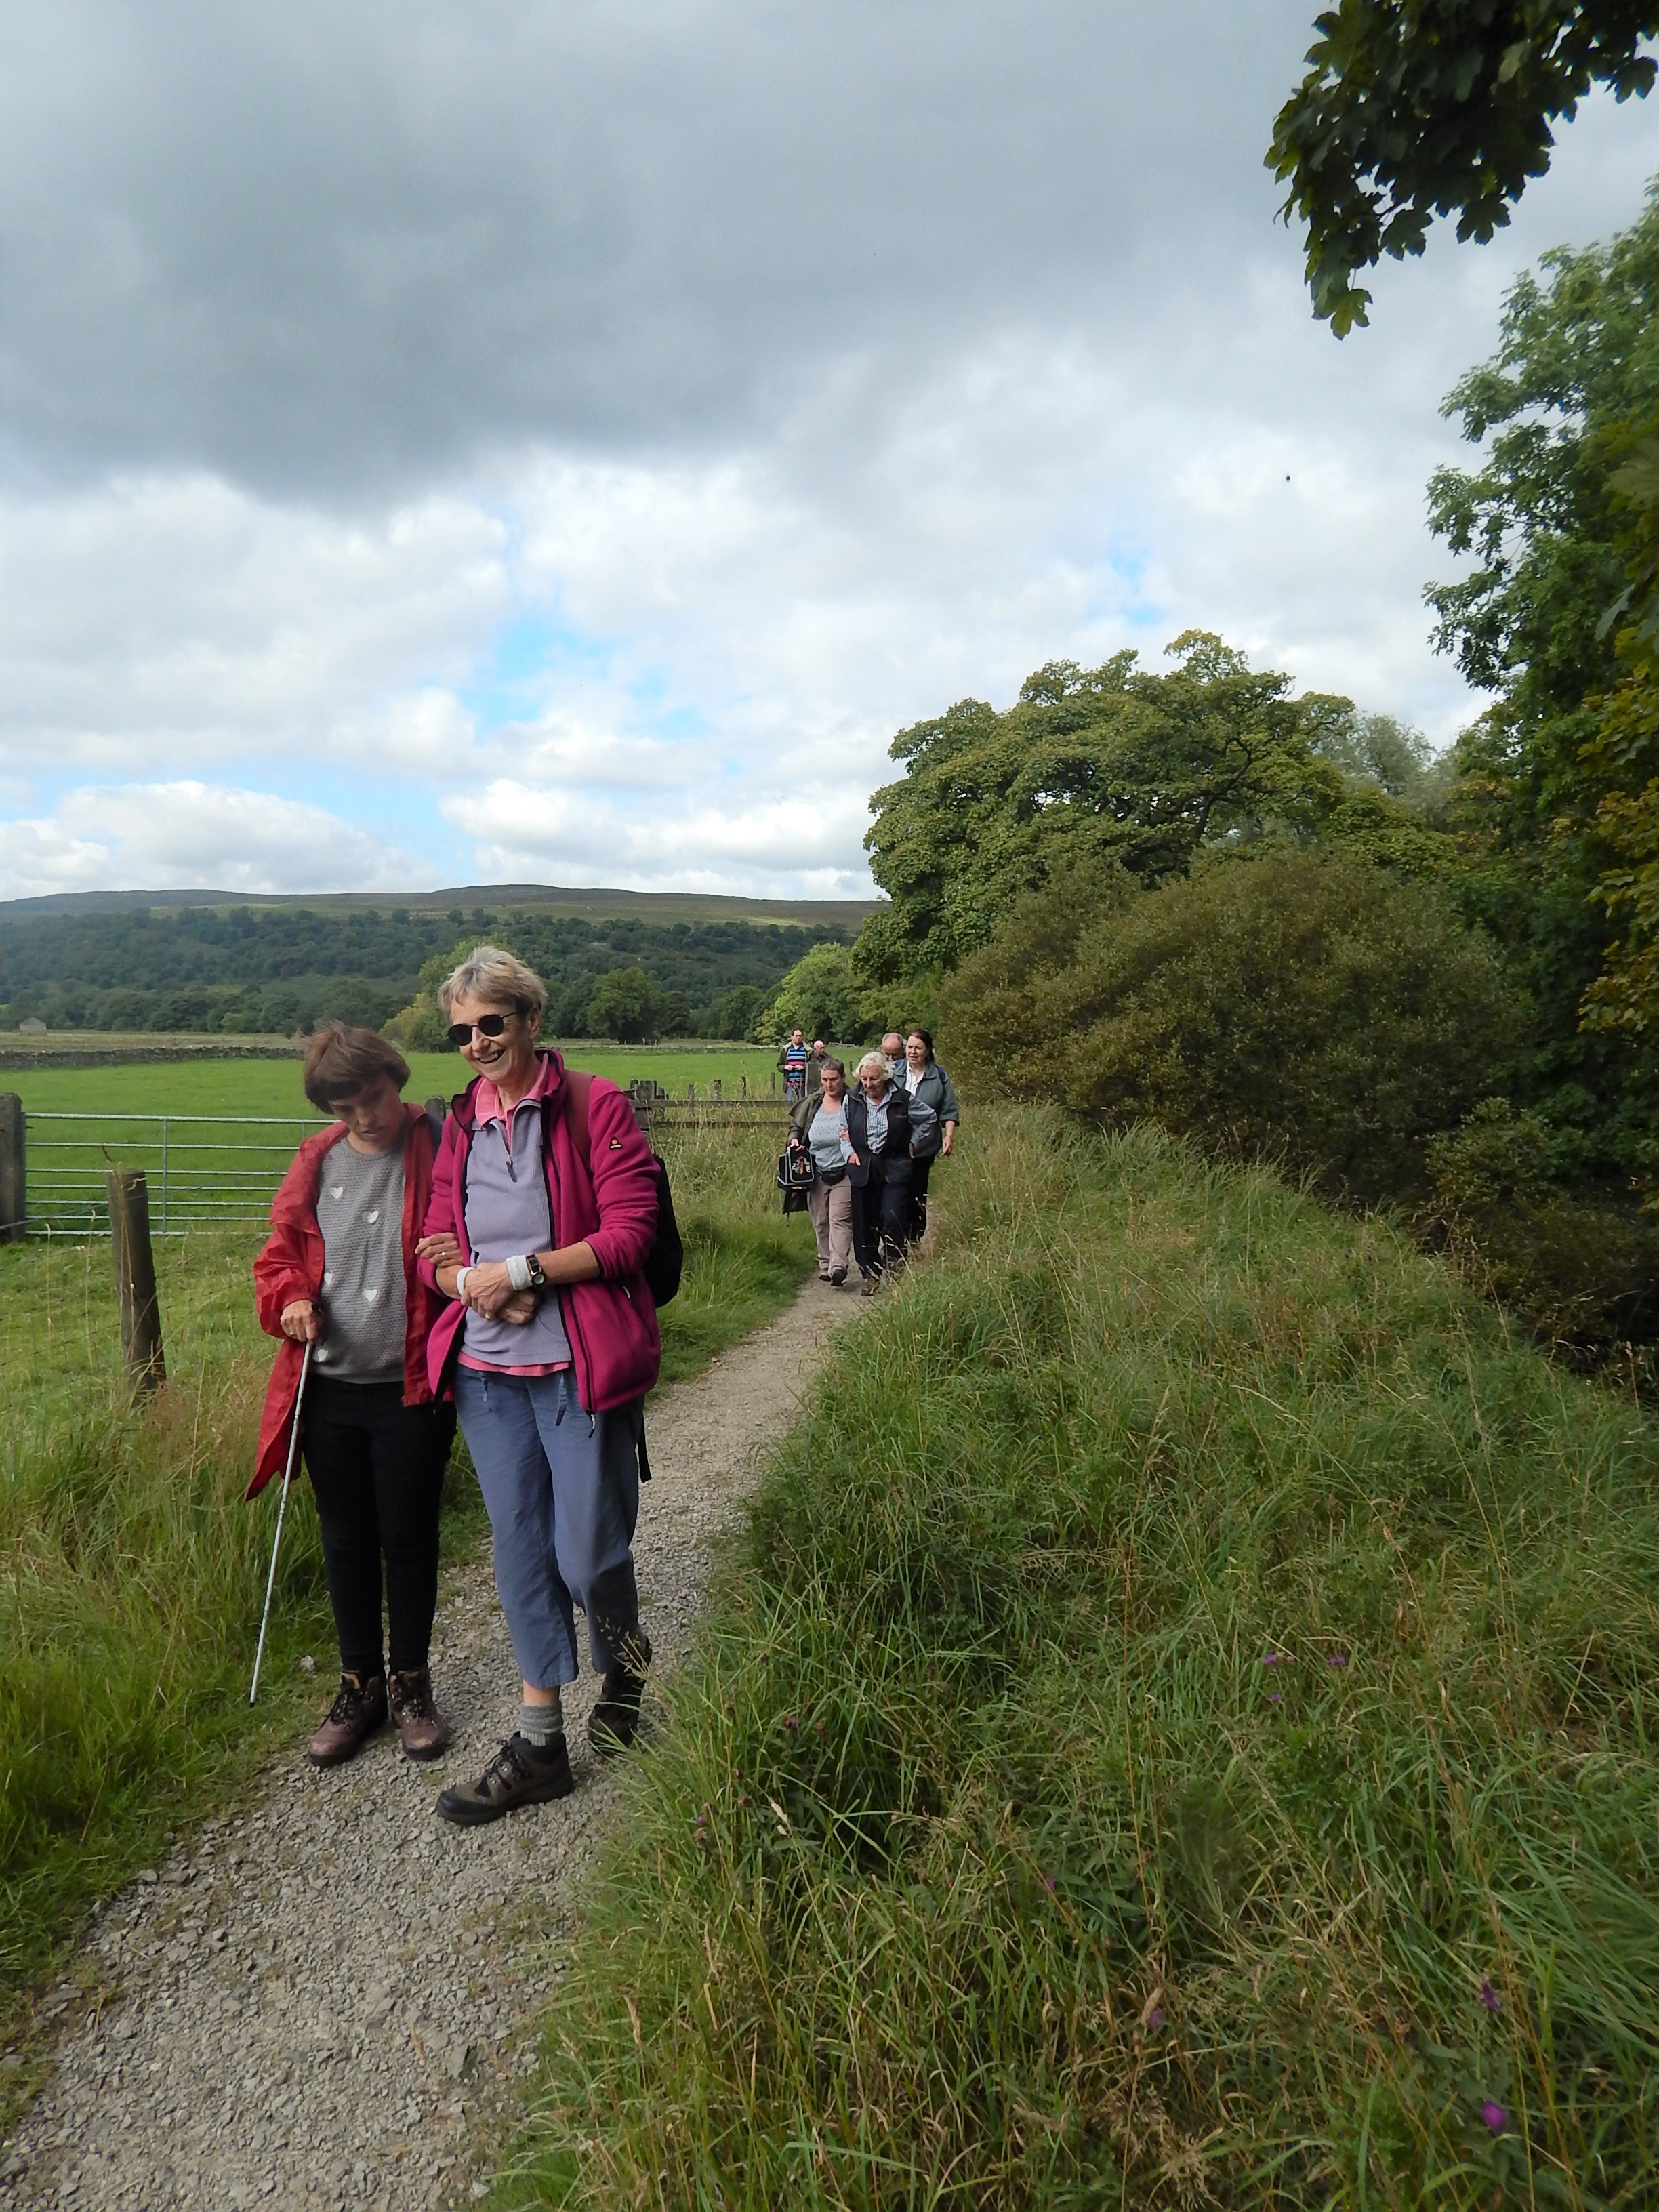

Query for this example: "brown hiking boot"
[435,1733,575,1826]
[589,1629,653,1756]
[307,1671,387,1767]
[388,1668,450,1761]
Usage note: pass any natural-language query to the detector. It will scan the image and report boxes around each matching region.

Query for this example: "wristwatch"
[525,1252,548,1291]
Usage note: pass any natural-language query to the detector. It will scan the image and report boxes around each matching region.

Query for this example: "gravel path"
[2,1279,849,2212]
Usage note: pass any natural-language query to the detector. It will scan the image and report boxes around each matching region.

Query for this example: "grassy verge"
[0,1120,811,2086]
[512,1108,1659,2209]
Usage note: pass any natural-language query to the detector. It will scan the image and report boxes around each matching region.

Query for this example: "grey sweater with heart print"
[311,1136,407,1383]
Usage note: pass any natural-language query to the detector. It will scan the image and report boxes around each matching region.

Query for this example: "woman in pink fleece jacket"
[415,945,661,1824]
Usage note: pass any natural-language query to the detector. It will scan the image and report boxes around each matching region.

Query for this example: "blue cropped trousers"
[453,1366,642,1688]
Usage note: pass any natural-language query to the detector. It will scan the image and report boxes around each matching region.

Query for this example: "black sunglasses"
[447,1012,515,1048]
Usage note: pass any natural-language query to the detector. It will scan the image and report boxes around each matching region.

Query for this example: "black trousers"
[302,1378,455,1678]
[852,1156,913,1277]
[909,1154,935,1240]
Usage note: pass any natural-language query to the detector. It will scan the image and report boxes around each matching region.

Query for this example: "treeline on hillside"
[852,180,1659,1368]
[0,901,853,1042]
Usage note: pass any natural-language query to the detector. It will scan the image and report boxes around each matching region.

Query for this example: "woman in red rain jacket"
[252,1024,453,1770]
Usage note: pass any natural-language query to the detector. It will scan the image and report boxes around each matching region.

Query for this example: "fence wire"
[23,1113,322,1235]
[18,1094,792,1236]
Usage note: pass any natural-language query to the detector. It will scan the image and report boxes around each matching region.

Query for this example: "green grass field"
[9,1048,798,1235]
[510,1109,1659,2210]
[5,1046,786,1118]
[0,1115,815,2095]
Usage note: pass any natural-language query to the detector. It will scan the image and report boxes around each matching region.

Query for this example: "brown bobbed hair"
[303,1023,411,1114]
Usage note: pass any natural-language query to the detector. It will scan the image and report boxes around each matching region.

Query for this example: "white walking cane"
[249,1336,313,1705]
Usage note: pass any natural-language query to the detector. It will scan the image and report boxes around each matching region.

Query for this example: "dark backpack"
[562,1070,683,1307]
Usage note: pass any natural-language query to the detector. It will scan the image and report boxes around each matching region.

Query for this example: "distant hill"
[0,884,880,1041]
[0,882,880,931]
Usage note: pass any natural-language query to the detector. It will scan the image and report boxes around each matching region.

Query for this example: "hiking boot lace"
[325,1678,365,1727]
[392,1673,434,1722]
[478,1738,535,1797]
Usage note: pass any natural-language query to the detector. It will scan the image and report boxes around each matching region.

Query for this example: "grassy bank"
[516,1109,1659,2209]
[0,1119,812,2053]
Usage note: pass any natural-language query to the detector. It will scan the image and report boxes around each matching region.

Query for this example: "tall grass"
[0,1227,331,2033]
[515,1109,1659,2209]
[1,1120,811,2043]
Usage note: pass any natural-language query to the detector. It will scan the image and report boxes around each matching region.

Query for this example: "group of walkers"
[783,1027,960,1294]
[251,966,959,1810]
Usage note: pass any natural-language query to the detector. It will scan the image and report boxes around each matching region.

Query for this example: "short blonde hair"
[438,943,547,1029]
[856,1050,889,1082]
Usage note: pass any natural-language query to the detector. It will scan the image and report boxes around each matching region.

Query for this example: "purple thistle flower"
[1479,1979,1500,2015]
[1480,2101,1507,2133]
[1043,1874,1057,1892]
[1262,1654,1283,1666]
[1326,1653,1348,1668]
[1147,2007,1164,2030]
[783,1714,798,1730]
[1267,1691,1283,1703]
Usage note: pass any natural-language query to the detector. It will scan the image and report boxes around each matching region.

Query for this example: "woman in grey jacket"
[787,1057,855,1284]
[901,1029,960,1241]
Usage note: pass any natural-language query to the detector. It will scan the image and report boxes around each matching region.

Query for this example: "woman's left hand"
[460,1258,522,1317]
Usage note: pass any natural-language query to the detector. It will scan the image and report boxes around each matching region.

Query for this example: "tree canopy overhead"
[1269,1,1659,333]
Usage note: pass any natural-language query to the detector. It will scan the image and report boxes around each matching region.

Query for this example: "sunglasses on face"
[447,1012,515,1048]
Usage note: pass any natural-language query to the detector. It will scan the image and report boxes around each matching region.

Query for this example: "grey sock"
[517,1702,563,1748]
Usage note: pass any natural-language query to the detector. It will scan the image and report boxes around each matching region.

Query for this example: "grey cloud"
[0,0,1312,499]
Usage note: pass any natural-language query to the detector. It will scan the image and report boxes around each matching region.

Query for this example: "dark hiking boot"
[388,1668,450,1761]
[435,1734,575,1826]
[307,1671,387,1767]
[829,1264,848,1286]
[589,1629,653,1756]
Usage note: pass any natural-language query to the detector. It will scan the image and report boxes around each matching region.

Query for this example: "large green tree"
[857,633,1362,985]
[1270,1,1659,332]
[1426,183,1659,1171]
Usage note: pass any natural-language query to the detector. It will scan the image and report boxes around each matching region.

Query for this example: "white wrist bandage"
[453,1266,472,1301]
[506,1253,533,1291]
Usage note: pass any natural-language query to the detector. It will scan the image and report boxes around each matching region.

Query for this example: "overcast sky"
[0,1,1654,902]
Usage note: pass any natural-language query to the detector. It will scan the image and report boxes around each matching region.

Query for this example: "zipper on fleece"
[541,1088,596,1413]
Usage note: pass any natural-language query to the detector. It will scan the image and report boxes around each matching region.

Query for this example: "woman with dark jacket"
[899,1028,960,1241]
[843,1050,936,1294]
[252,1025,454,1769]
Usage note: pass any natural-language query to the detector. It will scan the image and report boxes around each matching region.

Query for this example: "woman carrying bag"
[786,1055,853,1286]
[417,945,661,1824]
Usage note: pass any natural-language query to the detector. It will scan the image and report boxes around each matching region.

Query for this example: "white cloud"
[0,475,506,773]
[0,4,1654,899]
[443,778,872,897]
[0,781,419,897]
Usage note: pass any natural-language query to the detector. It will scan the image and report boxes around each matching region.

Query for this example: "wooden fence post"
[0,1094,23,1242]
[739,1075,748,1101]
[711,1078,723,1102]
[107,1168,165,1395]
